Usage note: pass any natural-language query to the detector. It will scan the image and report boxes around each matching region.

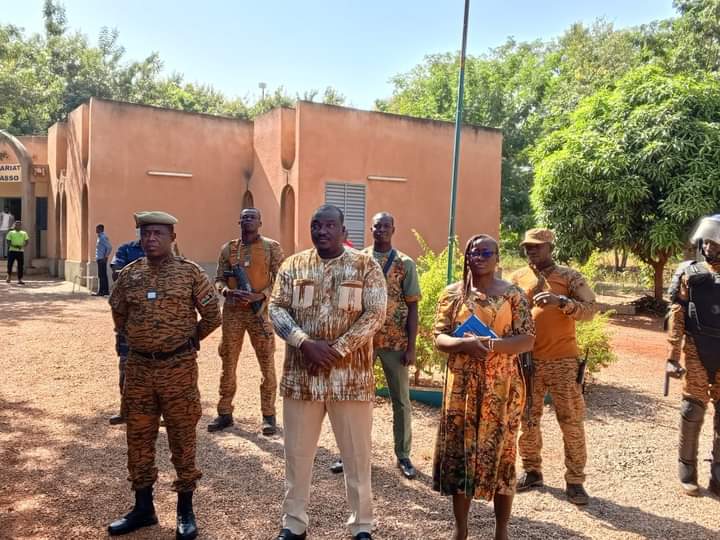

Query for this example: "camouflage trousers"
[124,351,202,492]
[682,339,720,404]
[216,306,277,417]
[518,356,587,484]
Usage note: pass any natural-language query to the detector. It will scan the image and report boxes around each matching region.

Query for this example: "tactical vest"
[677,262,720,379]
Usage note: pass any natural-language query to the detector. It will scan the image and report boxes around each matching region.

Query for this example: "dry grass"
[1,279,718,539]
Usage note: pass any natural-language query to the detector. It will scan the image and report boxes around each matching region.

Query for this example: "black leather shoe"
[109,413,126,425]
[276,528,307,539]
[516,470,544,492]
[176,491,198,540]
[397,458,417,480]
[207,414,233,432]
[353,533,372,540]
[107,487,158,536]
[330,459,344,474]
[262,415,277,436]
[566,483,589,505]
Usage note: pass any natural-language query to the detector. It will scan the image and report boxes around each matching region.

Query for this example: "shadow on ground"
[0,280,100,325]
[583,381,674,426]
[542,485,718,540]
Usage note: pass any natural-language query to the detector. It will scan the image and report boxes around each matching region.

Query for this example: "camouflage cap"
[134,211,178,227]
[520,228,555,245]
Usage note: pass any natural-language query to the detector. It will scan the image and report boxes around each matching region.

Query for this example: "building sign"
[0,164,21,182]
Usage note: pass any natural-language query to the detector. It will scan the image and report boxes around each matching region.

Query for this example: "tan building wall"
[6,97,502,284]
[292,101,502,257]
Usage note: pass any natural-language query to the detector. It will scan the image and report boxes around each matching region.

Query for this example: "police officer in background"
[108,224,145,425]
[667,214,720,497]
[107,211,221,539]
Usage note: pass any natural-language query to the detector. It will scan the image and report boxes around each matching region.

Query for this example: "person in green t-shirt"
[6,220,29,285]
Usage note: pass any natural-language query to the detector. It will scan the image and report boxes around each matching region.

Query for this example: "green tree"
[380,40,552,244]
[532,66,720,299]
[0,2,347,134]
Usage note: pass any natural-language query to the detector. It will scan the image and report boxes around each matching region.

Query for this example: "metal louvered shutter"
[324,182,366,248]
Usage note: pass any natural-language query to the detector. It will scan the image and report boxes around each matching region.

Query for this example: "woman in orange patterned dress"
[433,235,535,540]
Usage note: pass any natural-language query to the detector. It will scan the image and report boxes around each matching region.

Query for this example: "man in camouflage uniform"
[362,212,421,478]
[667,214,720,497]
[510,228,597,505]
[107,211,221,539]
[208,208,284,435]
[108,224,145,425]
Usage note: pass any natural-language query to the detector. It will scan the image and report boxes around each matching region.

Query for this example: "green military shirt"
[363,247,421,351]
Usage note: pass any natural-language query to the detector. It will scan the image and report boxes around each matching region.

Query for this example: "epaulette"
[118,257,144,275]
[177,256,207,273]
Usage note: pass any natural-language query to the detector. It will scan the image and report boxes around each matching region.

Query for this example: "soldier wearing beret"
[107,211,221,539]
[510,228,597,506]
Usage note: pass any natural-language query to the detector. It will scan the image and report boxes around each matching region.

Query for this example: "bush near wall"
[410,232,463,386]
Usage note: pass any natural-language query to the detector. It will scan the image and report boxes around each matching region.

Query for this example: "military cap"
[134,211,178,227]
[520,228,556,245]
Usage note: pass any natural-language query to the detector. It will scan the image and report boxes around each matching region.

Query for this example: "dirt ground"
[1,279,718,539]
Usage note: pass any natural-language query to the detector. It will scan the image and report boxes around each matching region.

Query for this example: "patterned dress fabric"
[432,282,534,500]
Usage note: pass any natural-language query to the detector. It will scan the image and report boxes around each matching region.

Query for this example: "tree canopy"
[531,66,720,298]
[0,1,345,135]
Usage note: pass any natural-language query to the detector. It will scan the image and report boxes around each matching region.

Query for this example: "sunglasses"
[468,249,496,259]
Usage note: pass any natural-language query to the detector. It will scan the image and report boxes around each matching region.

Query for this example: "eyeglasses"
[468,249,496,259]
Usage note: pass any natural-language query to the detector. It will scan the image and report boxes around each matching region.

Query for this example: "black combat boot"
[207,414,233,432]
[710,402,720,497]
[262,415,277,436]
[679,398,705,496]
[107,486,158,536]
[176,490,198,540]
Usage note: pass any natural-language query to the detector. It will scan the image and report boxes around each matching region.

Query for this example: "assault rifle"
[577,349,589,391]
[519,352,534,425]
[224,264,262,314]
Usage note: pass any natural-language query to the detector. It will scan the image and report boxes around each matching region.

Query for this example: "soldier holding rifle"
[208,208,284,435]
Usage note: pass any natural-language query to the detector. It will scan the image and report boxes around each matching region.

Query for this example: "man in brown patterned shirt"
[107,211,221,540]
[269,205,387,540]
[667,215,720,497]
[208,208,284,435]
[510,228,597,506]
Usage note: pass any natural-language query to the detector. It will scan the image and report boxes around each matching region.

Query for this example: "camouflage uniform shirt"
[110,256,221,352]
[510,264,597,361]
[269,247,388,401]
[362,247,420,351]
[214,236,284,313]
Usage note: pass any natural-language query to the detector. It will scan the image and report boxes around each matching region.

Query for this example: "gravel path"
[1,279,718,539]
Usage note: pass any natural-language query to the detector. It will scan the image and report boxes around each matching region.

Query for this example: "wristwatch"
[558,295,569,309]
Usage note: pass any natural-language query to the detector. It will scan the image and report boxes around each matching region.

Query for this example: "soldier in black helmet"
[667,214,720,497]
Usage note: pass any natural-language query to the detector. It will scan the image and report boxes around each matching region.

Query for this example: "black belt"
[130,340,194,360]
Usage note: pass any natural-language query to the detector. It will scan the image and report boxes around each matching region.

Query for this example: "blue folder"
[452,313,498,338]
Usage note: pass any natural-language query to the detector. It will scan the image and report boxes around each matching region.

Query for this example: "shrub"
[412,231,464,386]
[576,310,617,374]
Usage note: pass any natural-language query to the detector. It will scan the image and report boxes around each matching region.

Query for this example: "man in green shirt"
[6,220,29,285]
[331,212,421,479]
